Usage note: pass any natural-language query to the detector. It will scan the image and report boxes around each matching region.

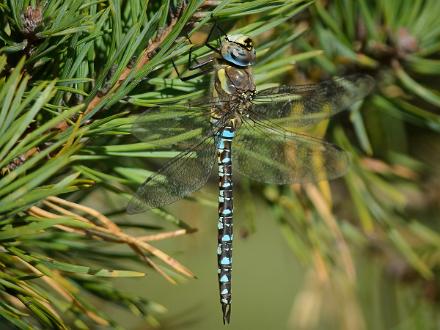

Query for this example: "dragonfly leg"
[172,59,213,81]
[171,19,227,81]
[205,20,223,53]
[185,39,214,70]
[171,38,214,82]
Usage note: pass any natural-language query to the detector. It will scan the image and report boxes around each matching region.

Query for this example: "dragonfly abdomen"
[216,126,235,324]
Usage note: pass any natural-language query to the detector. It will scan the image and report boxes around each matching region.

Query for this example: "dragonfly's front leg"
[172,35,216,82]
[172,42,215,79]
[216,126,235,324]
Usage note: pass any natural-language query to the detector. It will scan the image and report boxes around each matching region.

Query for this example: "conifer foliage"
[0,0,439,329]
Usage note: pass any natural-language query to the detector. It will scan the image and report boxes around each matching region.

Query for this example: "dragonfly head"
[221,34,256,67]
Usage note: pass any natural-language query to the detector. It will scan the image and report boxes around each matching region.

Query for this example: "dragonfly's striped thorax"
[210,34,256,131]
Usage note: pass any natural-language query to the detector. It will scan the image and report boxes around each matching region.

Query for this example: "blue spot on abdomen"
[221,130,235,139]
[216,139,225,149]
[220,275,229,283]
[221,257,231,265]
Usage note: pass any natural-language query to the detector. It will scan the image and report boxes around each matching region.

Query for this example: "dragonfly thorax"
[211,62,256,126]
[220,34,256,67]
[213,63,256,97]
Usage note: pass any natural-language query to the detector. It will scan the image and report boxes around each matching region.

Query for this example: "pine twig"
[28,196,196,282]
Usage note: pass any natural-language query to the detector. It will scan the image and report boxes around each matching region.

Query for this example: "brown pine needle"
[305,184,356,282]
[137,228,196,242]
[28,197,195,281]
[47,196,120,232]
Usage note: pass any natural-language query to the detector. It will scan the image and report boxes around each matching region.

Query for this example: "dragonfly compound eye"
[222,35,256,67]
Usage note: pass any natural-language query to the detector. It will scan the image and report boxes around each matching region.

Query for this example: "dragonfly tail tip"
[222,304,231,324]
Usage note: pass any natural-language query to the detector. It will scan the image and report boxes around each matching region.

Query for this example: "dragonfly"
[127,30,374,324]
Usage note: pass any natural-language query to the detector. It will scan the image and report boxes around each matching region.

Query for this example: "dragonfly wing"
[234,119,350,184]
[128,102,228,213]
[252,74,374,127]
[132,103,213,147]
[127,135,216,213]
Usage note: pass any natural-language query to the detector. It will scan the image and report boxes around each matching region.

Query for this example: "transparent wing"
[132,103,212,148]
[234,119,350,184]
[127,134,216,213]
[128,103,230,213]
[251,74,374,127]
